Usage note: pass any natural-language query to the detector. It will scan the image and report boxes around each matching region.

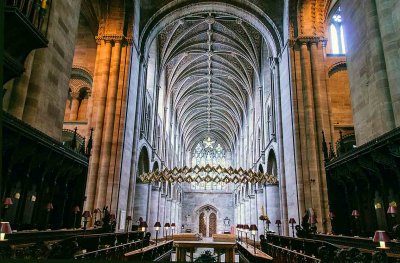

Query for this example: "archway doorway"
[197,205,218,237]
[199,212,206,237]
[209,212,217,237]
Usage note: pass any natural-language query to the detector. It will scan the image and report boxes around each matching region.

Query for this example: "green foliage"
[194,250,217,263]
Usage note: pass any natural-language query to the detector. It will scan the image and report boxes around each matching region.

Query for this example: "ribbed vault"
[156,12,271,152]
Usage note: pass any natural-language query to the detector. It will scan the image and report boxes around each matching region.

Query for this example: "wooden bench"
[172,233,199,241]
[213,234,236,243]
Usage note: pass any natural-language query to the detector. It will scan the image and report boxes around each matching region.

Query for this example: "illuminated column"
[94,37,123,209]
[85,37,113,214]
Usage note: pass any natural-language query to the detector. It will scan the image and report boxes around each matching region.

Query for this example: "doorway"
[197,205,218,237]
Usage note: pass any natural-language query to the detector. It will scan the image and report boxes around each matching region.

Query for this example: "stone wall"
[342,0,398,145]
[72,15,97,73]
[326,57,353,145]
[22,0,82,140]
[181,191,234,235]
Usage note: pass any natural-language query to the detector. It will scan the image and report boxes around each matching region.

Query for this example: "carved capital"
[296,36,327,47]
[96,34,125,44]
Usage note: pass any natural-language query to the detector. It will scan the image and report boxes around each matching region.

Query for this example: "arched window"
[190,137,227,191]
[191,137,226,167]
[329,7,346,54]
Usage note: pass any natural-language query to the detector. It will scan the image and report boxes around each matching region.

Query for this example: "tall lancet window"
[330,7,346,54]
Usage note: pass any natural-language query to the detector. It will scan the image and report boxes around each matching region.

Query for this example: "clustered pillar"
[85,34,132,220]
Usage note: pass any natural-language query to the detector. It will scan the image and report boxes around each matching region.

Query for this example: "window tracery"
[190,137,227,190]
[329,7,346,54]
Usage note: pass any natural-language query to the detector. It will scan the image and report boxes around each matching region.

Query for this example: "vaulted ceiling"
[158,13,265,152]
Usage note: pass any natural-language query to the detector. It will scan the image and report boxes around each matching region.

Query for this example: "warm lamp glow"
[243,224,249,233]
[351,210,360,218]
[0,222,12,241]
[250,224,258,235]
[387,206,397,217]
[373,230,390,249]
[3,198,13,207]
[154,221,161,231]
[139,221,148,232]
[164,222,170,230]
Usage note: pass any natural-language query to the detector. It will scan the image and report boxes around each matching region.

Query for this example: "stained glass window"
[190,137,227,190]
[191,137,226,167]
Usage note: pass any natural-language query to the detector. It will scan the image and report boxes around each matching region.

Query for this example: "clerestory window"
[330,7,346,54]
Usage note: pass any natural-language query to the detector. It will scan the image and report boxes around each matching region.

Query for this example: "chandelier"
[139,164,278,185]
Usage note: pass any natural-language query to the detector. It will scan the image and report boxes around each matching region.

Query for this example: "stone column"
[6,51,36,118]
[85,37,113,214]
[107,39,131,210]
[126,55,147,218]
[148,186,159,237]
[290,41,308,222]
[259,86,265,154]
[94,37,123,209]
[21,0,82,140]
[86,40,102,138]
[374,0,400,126]
[272,57,289,235]
[299,40,314,210]
[152,86,161,151]
[160,194,166,237]
[133,183,150,223]
[266,185,280,233]
[341,0,395,144]
[309,39,330,232]
[69,91,80,121]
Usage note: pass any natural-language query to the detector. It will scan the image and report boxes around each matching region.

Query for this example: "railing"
[263,243,321,263]
[0,231,144,260]
[6,0,52,35]
[263,234,400,263]
[237,241,273,262]
[124,240,174,262]
[74,239,143,260]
